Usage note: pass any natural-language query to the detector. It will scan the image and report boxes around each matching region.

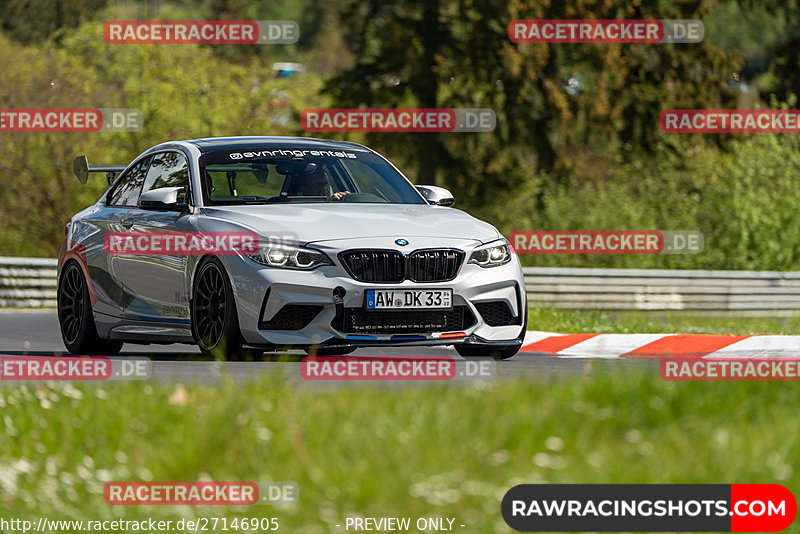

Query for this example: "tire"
[455,343,520,360]
[191,257,256,360]
[305,345,357,356]
[57,261,123,355]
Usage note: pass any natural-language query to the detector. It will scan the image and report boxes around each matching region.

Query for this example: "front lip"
[245,334,523,350]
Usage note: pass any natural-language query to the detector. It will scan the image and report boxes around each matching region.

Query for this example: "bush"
[475,134,800,271]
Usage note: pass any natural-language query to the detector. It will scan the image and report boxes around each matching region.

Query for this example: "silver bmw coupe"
[57,137,526,359]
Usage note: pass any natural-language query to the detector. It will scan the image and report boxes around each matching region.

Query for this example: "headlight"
[469,242,511,267]
[249,245,332,270]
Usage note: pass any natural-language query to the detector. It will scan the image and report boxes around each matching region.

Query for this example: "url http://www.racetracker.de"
[0,516,280,533]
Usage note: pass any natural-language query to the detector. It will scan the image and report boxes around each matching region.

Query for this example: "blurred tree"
[208,0,270,62]
[324,0,453,186]
[755,0,800,99]
[0,0,109,44]
[208,0,312,63]
[705,1,785,79]
[298,0,355,77]
[0,23,326,257]
[326,0,740,206]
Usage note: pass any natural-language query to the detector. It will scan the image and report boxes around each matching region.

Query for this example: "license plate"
[365,289,452,310]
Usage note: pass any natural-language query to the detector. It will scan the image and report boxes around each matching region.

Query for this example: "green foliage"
[2,373,800,528]
[479,133,800,270]
[705,1,786,77]
[0,22,325,257]
[0,0,109,44]
[1,0,800,273]
[326,0,740,201]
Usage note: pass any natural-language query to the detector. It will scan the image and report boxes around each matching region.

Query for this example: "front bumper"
[224,242,526,349]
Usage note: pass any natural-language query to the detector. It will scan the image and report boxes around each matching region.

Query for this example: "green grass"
[528,307,800,335]
[1,308,797,530]
[1,371,799,532]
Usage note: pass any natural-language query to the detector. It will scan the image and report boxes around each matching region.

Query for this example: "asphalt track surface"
[0,310,655,383]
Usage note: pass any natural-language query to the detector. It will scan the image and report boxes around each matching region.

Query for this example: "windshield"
[199,148,426,205]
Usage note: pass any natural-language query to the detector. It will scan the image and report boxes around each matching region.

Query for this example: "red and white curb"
[521,331,800,358]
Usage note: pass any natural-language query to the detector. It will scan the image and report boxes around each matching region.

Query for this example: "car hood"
[201,203,501,244]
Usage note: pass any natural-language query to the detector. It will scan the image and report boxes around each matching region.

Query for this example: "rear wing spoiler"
[73,155,126,185]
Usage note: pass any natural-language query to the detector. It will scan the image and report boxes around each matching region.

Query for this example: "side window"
[141,152,190,204]
[108,157,151,207]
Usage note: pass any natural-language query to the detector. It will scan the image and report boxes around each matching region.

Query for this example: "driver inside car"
[297,168,350,200]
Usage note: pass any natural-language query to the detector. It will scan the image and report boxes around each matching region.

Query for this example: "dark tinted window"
[108,157,151,207]
[142,152,190,204]
[198,149,426,205]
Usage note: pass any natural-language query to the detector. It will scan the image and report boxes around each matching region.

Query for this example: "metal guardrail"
[524,267,800,314]
[0,257,58,308]
[2,258,799,314]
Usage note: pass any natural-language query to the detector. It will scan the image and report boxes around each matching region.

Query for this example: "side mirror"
[138,187,189,212]
[416,185,455,207]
